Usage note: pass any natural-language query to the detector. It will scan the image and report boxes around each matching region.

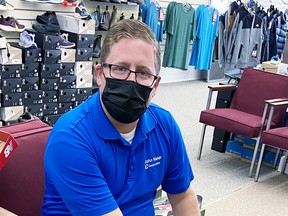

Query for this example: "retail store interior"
[0,0,288,215]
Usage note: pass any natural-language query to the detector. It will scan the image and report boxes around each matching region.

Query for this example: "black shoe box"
[40,63,60,78]
[58,102,73,114]
[75,87,93,101]
[42,90,58,103]
[22,90,43,105]
[43,102,58,115]
[73,100,84,108]
[59,63,75,76]
[0,64,21,79]
[27,29,60,50]
[10,43,42,63]
[75,48,93,61]
[42,114,62,126]
[21,77,39,91]
[21,63,40,77]
[59,75,76,89]
[42,49,61,64]
[61,31,93,48]
[40,77,59,90]
[1,78,22,94]
[1,92,23,107]
[58,88,76,102]
[24,104,43,117]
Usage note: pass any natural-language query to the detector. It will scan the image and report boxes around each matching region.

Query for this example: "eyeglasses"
[102,63,158,87]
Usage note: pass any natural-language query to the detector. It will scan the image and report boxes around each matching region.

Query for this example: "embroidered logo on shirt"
[145,156,162,169]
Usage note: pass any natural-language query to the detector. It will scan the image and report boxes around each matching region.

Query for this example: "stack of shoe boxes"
[57,14,95,109]
[16,42,43,122]
[25,29,64,125]
[0,44,23,125]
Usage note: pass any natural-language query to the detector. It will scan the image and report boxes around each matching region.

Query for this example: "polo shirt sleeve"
[161,115,194,194]
[44,130,118,216]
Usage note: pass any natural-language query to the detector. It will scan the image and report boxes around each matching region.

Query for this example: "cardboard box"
[61,31,94,48]
[61,49,76,63]
[76,74,93,88]
[240,146,282,167]
[2,92,23,107]
[57,14,95,35]
[74,61,93,76]
[261,61,288,75]
[0,64,21,79]
[225,140,243,158]
[42,114,62,126]
[27,29,60,50]
[0,45,22,65]
[0,106,23,122]
[21,63,39,77]
[0,130,19,171]
[10,42,42,63]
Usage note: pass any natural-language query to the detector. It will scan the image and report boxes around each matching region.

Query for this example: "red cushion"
[261,127,288,150]
[200,108,264,138]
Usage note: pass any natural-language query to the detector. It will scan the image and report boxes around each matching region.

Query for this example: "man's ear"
[151,76,161,97]
[95,64,103,86]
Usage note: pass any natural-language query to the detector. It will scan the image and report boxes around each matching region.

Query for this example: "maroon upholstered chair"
[198,68,288,177]
[255,100,288,182]
[0,120,51,216]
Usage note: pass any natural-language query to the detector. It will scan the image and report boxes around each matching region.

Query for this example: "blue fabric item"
[42,92,194,215]
[141,0,163,42]
[189,5,219,70]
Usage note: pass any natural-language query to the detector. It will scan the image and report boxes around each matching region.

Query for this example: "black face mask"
[101,78,153,123]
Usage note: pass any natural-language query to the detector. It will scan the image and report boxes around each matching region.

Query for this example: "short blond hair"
[100,19,161,75]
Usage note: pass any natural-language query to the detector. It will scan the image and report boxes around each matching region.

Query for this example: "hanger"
[182,0,190,10]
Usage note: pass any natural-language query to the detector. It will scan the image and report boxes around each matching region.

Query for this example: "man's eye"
[138,71,150,77]
[114,66,126,72]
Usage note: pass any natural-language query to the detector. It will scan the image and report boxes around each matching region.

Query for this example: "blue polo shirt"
[42,92,194,216]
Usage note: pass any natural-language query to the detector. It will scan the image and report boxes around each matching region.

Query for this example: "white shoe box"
[0,45,22,65]
[0,106,24,122]
[57,14,95,35]
[76,74,93,88]
[74,61,93,76]
[61,48,76,63]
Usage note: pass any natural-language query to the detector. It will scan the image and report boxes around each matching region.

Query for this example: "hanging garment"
[189,5,219,70]
[225,6,249,68]
[162,1,177,68]
[230,13,263,68]
[162,2,196,70]
[140,0,163,42]
[218,11,228,68]
[275,11,288,57]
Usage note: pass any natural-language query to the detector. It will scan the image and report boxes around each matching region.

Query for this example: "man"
[42,19,200,216]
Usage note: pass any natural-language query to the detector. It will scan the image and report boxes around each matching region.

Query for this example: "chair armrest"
[269,99,288,108]
[208,84,237,92]
[205,84,237,110]
[263,98,288,130]
[265,98,288,104]
[265,98,288,109]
